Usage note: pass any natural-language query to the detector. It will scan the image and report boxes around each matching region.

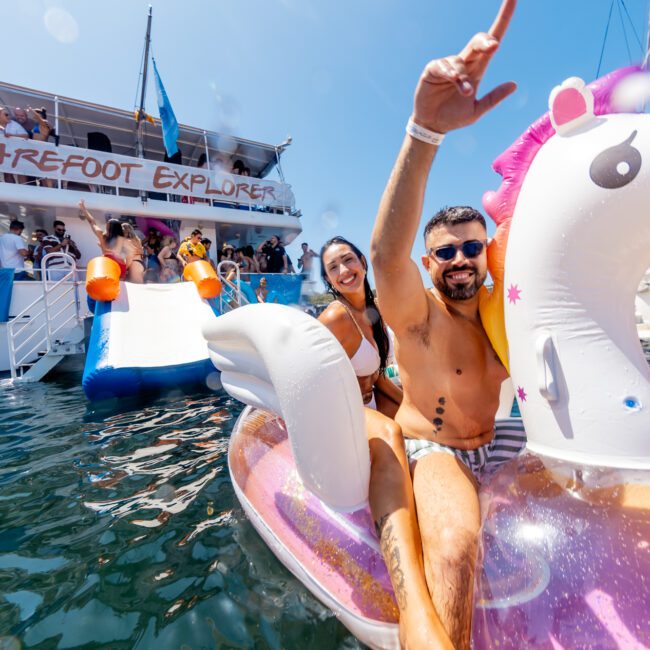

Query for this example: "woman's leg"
[365,408,453,650]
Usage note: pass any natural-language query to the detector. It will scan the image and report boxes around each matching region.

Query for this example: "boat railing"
[6,253,83,379]
[216,261,251,313]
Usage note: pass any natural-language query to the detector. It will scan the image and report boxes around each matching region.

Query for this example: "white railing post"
[54,96,61,189]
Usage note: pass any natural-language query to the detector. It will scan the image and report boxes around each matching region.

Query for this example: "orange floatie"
[86,256,121,302]
[183,260,222,299]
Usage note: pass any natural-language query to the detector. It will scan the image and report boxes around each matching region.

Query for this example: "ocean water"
[4,343,650,648]
[0,377,363,649]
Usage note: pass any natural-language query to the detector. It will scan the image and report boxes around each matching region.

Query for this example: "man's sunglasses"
[427,239,487,262]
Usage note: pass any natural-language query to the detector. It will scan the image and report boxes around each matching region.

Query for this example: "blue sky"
[4,0,650,285]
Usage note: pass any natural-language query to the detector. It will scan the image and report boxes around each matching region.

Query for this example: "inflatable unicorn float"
[204,67,650,649]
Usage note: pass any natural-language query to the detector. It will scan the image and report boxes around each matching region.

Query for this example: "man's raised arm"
[371,0,517,331]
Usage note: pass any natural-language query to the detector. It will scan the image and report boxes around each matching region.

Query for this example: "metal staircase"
[6,253,85,383]
[216,261,251,314]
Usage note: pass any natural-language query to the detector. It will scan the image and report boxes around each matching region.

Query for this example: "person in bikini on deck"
[121,223,145,284]
[366,1,524,648]
[78,200,128,279]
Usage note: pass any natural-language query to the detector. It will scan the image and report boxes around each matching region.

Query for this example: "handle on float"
[85,256,121,302]
[183,260,222,299]
[536,330,559,402]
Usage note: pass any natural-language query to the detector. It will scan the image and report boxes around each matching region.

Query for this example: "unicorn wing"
[202,303,370,512]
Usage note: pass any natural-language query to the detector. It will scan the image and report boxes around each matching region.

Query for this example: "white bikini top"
[336,301,381,377]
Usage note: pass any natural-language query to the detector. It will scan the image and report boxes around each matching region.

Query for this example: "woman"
[235,247,259,278]
[319,237,430,646]
[157,236,181,276]
[319,236,402,416]
[255,276,269,303]
[121,223,145,284]
[78,200,127,279]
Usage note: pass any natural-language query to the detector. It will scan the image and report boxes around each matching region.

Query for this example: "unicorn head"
[483,67,650,469]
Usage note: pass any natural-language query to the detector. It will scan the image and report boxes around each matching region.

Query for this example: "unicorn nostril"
[622,396,642,411]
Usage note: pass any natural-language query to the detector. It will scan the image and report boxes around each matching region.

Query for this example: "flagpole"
[136,5,153,160]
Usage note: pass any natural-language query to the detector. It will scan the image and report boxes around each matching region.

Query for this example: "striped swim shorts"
[403,418,526,484]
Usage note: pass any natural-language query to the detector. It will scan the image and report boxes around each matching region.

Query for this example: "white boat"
[0,80,303,390]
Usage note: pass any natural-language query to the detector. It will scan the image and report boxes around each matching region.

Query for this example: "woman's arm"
[29,108,51,142]
[318,303,361,359]
[374,372,403,405]
[78,200,105,250]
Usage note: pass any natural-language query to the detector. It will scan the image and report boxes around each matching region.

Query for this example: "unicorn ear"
[549,77,596,136]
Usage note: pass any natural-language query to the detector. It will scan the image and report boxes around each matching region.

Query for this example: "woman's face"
[322,243,366,296]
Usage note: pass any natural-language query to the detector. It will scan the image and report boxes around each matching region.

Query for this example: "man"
[369,1,520,648]
[4,108,30,139]
[202,238,217,269]
[258,235,288,274]
[0,220,30,280]
[297,242,317,280]
[178,229,206,267]
[42,220,82,280]
[29,229,48,277]
[13,107,35,135]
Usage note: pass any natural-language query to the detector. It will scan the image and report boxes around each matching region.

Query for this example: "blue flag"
[152,58,179,158]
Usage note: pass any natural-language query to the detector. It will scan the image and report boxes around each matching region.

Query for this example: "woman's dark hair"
[105,219,123,244]
[320,236,390,372]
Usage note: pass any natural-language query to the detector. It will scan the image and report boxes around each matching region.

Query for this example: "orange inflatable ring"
[86,256,121,302]
[183,260,222,299]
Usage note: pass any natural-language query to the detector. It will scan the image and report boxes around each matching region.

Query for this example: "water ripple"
[0,381,359,648]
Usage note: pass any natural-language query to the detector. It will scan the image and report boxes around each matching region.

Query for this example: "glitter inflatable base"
[229,407,399,650]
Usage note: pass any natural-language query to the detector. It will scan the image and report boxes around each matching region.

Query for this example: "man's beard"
[434,265,486,300]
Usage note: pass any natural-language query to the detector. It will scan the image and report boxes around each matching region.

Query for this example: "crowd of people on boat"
[0,105,55,186]
[73,201,310,288]
[0,217,81,280]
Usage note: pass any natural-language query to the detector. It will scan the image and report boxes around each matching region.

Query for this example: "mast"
[136,5,153,160]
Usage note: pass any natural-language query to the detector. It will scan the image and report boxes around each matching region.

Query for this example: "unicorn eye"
[589,130,641,189]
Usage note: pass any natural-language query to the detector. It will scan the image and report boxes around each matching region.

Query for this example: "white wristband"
[406,118,445,146]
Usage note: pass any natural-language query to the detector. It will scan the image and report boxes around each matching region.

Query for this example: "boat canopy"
[0,81,288,179]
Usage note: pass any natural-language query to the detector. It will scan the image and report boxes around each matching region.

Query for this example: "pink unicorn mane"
[483,66,642,226]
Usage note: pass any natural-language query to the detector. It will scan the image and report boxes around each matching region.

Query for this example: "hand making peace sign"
[412,0,517,134]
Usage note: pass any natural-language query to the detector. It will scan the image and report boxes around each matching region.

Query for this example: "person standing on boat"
[78,200,128,279]
[258,236,288,274]
[40,220,82,281]
[0,220,29,280]
[178,230,206,267]
[298,242,317,280]
[368,1,521,648]
[144,228,162,270]
[157,236,181,276]
[29,229,48,276]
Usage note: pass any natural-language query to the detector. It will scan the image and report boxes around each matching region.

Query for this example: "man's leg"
[411,452,481,650]
[365,409,453,650]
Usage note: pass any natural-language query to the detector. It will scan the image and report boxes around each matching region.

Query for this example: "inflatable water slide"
[82,281,220,401]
